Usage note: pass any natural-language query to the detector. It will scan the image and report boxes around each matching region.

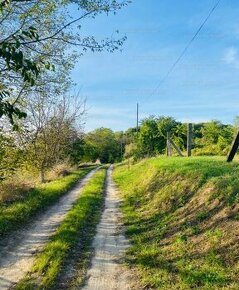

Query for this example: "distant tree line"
[0,114,236,184]
[76,116,236,164]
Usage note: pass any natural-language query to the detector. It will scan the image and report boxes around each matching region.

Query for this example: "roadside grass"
[0,162,82,204]
[113,156,239,289]
[15,167,107,290]
[0,166,94,237]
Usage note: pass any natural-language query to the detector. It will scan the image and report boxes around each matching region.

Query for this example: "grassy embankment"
[0,166,94,237]
[113,157,239,289]
[15,167,107,290]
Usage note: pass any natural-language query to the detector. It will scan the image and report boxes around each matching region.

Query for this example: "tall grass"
[0,167,93,237]
[113,157,239,289]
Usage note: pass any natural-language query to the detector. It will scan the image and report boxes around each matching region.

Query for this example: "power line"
[148,0,222,98]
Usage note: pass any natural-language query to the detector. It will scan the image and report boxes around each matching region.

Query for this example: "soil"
[81,166,132,290]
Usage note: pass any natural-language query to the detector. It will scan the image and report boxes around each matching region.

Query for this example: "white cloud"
[223,47,239,68]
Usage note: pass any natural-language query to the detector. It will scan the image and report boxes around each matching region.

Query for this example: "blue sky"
[70,0,239,132]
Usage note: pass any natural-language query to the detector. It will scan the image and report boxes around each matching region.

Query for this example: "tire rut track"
[80,166,132,290]
[0,168,99,290]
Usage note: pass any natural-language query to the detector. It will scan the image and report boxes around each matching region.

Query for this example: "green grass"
[0,167,94,237]
[15,167,107,290]
[113,156,239,289]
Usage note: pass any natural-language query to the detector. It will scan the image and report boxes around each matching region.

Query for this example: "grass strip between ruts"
[15,167,107,290]
[0,167,94,237]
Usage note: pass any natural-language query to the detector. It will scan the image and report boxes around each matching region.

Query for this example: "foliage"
[136,116,162,157]
[134,116,182,158]
[0,131,24,180]
[0,0,128,123]
[15,167,106,290]
[194,121,234,156]
[67,117,236,165]
[113,157,239,289]
[128,116,235,159]
[0,0,129,189]
[83,128,122,163]
[23,94,86,182]
[0,0,129,187]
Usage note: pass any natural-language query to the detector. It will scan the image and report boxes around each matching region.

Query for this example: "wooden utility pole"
[166,132,172,156]
[187,123,193,157]
[227,130,239,162]
[120,138,123,161]
[136,103,139,136]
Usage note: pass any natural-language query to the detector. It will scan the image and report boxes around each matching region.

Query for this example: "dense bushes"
[127,117,235,159]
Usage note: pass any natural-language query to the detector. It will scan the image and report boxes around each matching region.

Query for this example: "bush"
[47,162,75,181]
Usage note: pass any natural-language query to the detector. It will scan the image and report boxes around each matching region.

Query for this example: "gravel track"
[0,168,98,290]
[81,166,132,290]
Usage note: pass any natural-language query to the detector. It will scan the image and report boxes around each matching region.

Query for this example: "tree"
[25,94,85,182]
[0,130,24,181]
[0,0,128,124]
[194,120,234,155]
[134,116,180,158]
[136,116,161,157]
[0,0,129,184]
[83,128,121,163]
[157,116,178,138]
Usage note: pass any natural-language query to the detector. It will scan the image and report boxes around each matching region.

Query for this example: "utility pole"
[120,138,123,161]
[136,103,139,137]
[166,132,172,156]
[187,123,193,157]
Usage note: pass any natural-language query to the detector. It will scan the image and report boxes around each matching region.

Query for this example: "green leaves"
[0,97,27,128]
[0,0,10,13]
[0,28,42,84]
[0,0,129,126]
[0,25,51,123]
[45,62,55,71]
[0,87,27,129]
[21,26,39,41]
[84,128,121,163]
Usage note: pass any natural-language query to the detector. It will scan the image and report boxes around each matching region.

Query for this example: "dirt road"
[0,168,98,290]
[81,166,132,290]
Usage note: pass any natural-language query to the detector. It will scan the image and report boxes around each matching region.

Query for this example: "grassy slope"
[0,167,94,237]
[16,167,107,290]
[113,157,239,290]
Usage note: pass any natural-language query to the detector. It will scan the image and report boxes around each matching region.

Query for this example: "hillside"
[113,157,239,289]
